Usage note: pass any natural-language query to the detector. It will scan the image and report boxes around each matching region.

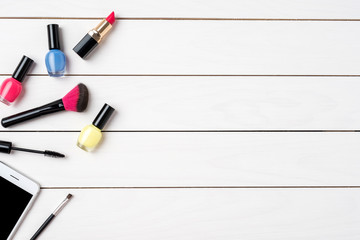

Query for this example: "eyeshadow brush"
[30,194,73,240]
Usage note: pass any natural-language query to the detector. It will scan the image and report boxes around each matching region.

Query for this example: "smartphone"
[0,161,40,240]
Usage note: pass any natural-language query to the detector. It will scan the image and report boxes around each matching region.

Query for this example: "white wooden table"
[1,1,360,239]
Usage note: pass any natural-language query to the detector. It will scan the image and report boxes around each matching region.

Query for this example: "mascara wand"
[0,140,65,158]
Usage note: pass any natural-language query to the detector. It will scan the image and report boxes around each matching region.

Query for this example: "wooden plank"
[2,132,360,187]
[1,0,360,19]
[0,20,359,75]
[14,188,360,239]
[0,76,360,130]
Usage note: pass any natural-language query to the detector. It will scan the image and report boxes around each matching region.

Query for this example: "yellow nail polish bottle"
[77,103,115,152]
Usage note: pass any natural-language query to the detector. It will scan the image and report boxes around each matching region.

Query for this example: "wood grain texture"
[1,132,360,187]
[0,0,360,19]
[14,188,360,240]
[1,76,360,130]
[0,20,359,75]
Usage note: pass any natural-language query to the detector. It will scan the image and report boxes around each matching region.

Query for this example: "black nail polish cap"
[92,104,115,130]
[12,56,34,83]
[0,140,12,154]
[47,24,61,50]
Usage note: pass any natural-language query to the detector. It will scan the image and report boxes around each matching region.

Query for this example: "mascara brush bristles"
[44,150,65,158]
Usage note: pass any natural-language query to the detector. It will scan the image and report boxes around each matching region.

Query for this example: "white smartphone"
[0,161,40,240]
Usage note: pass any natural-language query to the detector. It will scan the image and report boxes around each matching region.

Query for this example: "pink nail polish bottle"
[0,56,34,106]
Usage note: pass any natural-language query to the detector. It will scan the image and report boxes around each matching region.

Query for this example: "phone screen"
[0,176,33,239]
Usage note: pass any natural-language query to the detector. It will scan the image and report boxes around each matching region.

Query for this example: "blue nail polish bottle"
[45,24,66,77]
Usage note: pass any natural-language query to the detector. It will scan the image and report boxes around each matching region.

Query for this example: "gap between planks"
[2,74,360,77]
[0,73,360,77]
[0,17,360,21]
[41,186,360,190]
[1,130,359,133]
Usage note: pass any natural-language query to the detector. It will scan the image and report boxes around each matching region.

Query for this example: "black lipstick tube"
[73,18,113,59]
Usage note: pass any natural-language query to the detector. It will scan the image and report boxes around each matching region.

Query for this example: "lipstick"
[73,12,115,59]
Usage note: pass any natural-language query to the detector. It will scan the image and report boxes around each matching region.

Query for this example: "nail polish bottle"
[77,104,115,152]
[0,55,34,106]
[45,24,66,77]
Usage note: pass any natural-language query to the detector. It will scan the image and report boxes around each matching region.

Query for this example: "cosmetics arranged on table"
[73,11,115,59]
[30,194,73,240]
[0,55,34,106]
[45,24,66,77]
[77,103,115,152]
[1,83,89,128]
[0,14,120,240]
[0,140,65,158]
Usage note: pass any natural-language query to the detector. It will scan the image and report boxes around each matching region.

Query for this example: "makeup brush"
[0,140,65,158]
[30,194,73,240]
[1,83,89,128]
